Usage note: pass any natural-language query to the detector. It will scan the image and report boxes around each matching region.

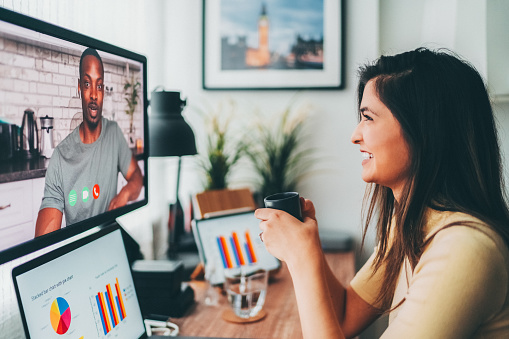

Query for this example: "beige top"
[350,209,509,338]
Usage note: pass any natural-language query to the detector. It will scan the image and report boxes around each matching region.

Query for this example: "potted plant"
[196,100,246,191]
[245,101,315,205]
[123,73,141,146]
[192,100,255,219]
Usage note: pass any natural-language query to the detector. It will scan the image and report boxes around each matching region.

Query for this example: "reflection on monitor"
[0,8,148,257]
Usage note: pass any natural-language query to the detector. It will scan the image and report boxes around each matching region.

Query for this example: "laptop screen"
[192,212,281,285]
[12,226,146,339]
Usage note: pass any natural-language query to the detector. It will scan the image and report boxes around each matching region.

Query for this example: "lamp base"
[176,232,198,252]
[167,232,200,280]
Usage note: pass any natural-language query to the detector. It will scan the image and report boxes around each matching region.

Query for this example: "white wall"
[380,0,487,77]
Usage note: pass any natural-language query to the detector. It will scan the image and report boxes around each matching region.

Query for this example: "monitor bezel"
[0,7,149,265]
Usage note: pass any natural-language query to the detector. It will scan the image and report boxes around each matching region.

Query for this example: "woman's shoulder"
[426,209,498,238]
[423,209,509,267]
[387,210,509,338]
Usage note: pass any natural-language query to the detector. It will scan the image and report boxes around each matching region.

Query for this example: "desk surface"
[173,251,355,339]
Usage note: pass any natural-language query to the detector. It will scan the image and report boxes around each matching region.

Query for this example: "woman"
[255,48,509,338]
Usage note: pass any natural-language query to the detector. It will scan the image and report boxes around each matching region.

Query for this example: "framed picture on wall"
[202,0,344,90]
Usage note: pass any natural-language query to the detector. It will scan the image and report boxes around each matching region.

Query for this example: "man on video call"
[35,48,143,237]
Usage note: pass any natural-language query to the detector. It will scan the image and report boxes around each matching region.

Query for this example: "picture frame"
[202,0,344,90]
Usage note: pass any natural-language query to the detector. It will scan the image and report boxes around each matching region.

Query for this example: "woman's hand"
[255,198,322,268]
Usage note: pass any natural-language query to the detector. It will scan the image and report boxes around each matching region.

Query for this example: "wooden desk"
[172,252,355,338]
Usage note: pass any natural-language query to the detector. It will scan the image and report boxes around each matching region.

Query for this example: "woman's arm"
[323,258,381,338]
[256,198,380,338]
[288,243,344,338]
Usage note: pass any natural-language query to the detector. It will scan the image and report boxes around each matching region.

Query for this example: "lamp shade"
[149,90,197,157]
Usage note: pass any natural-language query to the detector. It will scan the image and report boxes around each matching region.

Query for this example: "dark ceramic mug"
[263,192,303,221]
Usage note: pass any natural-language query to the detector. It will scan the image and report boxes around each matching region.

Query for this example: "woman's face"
[351,80,411,200]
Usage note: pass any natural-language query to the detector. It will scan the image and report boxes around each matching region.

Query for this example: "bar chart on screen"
[216,230,258,269]
[90,278,130,336]
[194,212,281,285]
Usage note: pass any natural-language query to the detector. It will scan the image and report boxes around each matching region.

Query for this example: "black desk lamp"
[149,90,197,259]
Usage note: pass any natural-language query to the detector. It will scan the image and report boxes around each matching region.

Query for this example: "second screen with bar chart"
[193,212,280,285]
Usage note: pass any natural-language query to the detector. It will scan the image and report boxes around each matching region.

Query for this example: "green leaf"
[243,100,315,198]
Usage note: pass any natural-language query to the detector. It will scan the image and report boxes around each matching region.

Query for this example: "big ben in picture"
[246,3,271,67]
[257,3,270,65]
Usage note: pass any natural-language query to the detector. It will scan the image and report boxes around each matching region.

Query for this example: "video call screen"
[0,13,148,253]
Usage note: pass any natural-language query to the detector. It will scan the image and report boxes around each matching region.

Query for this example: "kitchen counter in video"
[0,148,143,184]
[0,156,49,184]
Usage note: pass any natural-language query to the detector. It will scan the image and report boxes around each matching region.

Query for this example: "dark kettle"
[20,108,39,159]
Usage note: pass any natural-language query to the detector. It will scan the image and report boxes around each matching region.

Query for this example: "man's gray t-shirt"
[40,118,132,226]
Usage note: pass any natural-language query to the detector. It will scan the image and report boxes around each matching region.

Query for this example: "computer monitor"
[0,7,149,264]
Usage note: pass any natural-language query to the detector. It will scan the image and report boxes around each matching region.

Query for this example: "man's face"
[79,55,104,129]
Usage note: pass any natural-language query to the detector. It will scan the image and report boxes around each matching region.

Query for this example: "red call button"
[93,184,100,199]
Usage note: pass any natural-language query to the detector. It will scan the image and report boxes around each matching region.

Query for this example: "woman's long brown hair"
[357,48,509,309]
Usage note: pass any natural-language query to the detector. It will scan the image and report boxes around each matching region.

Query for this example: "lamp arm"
[176,156,182,205]
[168,156,183,259]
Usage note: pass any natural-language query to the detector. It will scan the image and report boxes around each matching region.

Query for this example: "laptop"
[11,224,211,339]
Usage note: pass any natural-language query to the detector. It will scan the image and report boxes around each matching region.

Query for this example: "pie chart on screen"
[50,297,71,334]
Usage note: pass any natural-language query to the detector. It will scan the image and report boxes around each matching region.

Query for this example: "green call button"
[69,190,77,206]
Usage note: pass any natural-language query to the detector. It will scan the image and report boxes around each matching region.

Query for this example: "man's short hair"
[79,48,103,78]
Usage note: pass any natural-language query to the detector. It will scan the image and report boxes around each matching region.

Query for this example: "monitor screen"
[0,7,149,261]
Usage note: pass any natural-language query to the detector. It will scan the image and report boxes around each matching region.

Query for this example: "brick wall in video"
[0,36,143,147]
